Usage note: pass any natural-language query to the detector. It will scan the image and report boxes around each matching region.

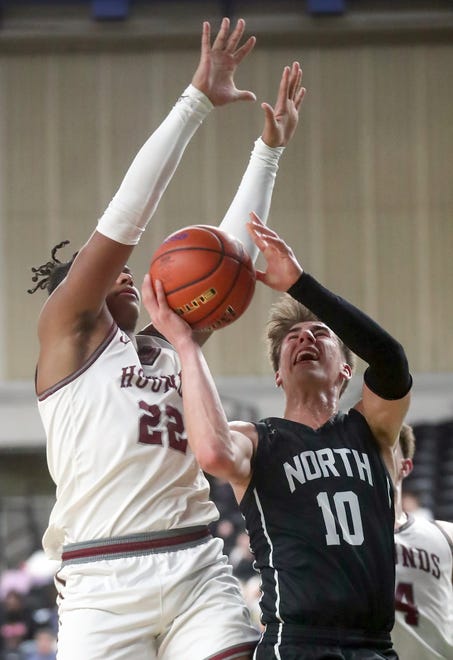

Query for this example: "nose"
[299,328,315,344]
[117,271,133,286]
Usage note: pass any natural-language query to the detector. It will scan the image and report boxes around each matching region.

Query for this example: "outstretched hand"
[192,17,256,106]
[246,212,303,291]
[261,62,306,148]
[141,275,194,350]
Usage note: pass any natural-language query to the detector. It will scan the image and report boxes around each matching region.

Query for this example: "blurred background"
[0,0,452,654]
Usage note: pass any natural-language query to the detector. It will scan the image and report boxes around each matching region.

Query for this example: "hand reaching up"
[246,212,303,291]
[262,62,306,148]
[191,17,257,106]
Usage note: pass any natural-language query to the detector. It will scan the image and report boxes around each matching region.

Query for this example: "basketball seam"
[154,252,253,296]
[190,259,250,329]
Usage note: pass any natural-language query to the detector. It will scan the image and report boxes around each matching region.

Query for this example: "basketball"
[149,225,256,331]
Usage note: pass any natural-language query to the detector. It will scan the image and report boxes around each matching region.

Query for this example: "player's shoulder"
[402,515,453,547]
[434,519,453,546]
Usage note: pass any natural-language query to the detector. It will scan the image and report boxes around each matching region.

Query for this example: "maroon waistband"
[62,527,211,564]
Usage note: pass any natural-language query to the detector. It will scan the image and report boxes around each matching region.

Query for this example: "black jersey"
[240,409,396,640]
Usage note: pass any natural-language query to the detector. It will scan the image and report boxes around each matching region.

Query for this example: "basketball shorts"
[54,531,259,659]
[254,644,398,660]
[254,623,398,660]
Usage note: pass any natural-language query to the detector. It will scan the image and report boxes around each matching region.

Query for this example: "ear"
[275,370,282,388]
[401,457,413,478]
[340,362,352,383]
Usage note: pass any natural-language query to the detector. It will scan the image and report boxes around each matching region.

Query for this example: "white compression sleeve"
[96,85,213,245]
[219,137,284,262]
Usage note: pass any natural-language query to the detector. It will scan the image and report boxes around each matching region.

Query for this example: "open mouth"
[294,350,318,365]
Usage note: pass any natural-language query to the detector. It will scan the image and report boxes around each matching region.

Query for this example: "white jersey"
[38,324,218,560]
[393,514,453,659]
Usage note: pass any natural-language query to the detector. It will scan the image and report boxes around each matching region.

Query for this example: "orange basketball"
[149,225,256,331]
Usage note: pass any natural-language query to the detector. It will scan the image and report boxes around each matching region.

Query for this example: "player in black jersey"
[142,213,412,659]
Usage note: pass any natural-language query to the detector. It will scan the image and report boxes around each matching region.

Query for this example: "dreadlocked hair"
[28,241,78,295]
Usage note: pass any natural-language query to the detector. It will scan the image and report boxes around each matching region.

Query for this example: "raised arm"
[37,19,256,355]
[220,62,305,260]
[192,62,305,347]
[35,18,257,397]
[246,213,412,456]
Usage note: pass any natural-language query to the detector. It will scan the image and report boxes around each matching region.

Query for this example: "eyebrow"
[288,322,330,334]
[310,323,330,333]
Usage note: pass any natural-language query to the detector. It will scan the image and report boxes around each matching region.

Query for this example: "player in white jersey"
[28,17,305,660]
[392,423,453,660]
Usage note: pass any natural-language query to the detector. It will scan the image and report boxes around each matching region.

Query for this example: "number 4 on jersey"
[395,581,419,625]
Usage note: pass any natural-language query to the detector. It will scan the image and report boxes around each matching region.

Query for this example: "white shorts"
[55,532,259,659]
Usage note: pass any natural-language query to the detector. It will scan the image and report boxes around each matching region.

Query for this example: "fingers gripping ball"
[149,225,256,331]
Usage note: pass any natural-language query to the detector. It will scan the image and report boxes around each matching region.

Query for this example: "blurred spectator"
[229,531,256,582]
[0,548,59,660]
[401,489,433,521]
[214,519,237,556]
[0,591,34,658]
[23,629,56,660]
[0,621,26,660]
[0,568,33,602]
[208,476,244,529]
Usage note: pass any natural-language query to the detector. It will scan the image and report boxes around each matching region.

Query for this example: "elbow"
[196,441,234,479]
[364,339,412,400]
[390,339,409,367]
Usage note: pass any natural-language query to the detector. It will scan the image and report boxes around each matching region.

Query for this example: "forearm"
[177,341,235,477]
[219,138,284,261]
[97,85,213,245]
[288,272,412,399]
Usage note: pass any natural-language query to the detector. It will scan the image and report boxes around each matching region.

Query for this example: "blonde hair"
[399,423,416,459]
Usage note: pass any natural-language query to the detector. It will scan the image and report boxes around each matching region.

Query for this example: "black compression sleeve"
[287,272,412,400]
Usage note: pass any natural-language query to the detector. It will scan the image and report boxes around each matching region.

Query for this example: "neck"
[283,388,339,429]
[394,488,407,530]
